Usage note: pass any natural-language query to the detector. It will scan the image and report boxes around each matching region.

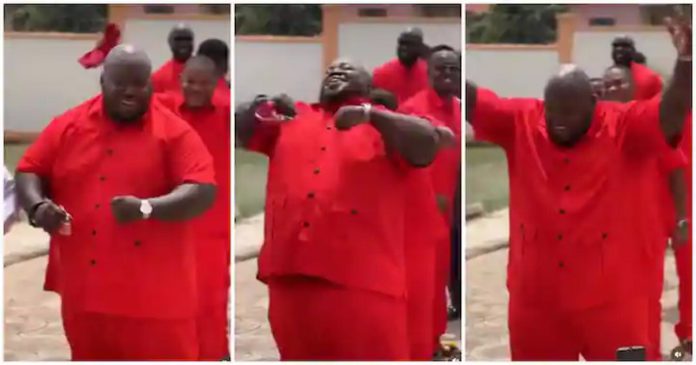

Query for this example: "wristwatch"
[140,199,153,219]
[361,103,373,120]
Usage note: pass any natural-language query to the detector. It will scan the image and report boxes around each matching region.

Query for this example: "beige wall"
[338,21,461,71]
[572,29,674,78]
[235,38,323,104]
[123,18,231,70]
[4,17,230,133]
[466,48,559,98]
[4,37,102,132]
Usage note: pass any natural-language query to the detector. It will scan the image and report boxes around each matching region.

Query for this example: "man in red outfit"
[611,36,663,100]
[237,58,441,360]
[159,56,231,360]
[602,64,688,360]
[14,45,217,360]
[373,27,429,103]
[152,24,194,93]
[400,44,461,356]
[673,112,693,359]
[466,18,691,360]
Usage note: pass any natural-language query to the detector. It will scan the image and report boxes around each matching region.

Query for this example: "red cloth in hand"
[78,23,121,69]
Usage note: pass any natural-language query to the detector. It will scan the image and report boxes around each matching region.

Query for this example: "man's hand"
[111,196,143,224]
[33,200,70,233]
[335,105,368,130]
[272,94,297,118]
[666,15,692,58]
[436,126,456,148]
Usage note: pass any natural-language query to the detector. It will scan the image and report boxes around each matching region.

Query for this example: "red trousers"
[197,303,229,360]
[648,238,668,360]
[196,236,230,360]
[61,306,198,360]
[406,244,436,360]
[267,276,409,361]
[508,298,651,361]
[675,240,693,341]
[433,236,450,350]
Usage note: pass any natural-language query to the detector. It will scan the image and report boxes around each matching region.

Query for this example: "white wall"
[234,40,323,104]
[573,30,675,79]
[466,49,559,98]
[123,18,231,70]
[4,38,101,132]
[4,17,230,132]
[338,22,461,71]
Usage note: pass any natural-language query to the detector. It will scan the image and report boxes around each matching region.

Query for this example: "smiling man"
[14,45,216,360]
[601,64,688,360]
[159,56,231,360]
[373,27,430,103]
[399,44,462,357]
[152,24,195,93]
[466,18,691,360]
[237,58,440,360]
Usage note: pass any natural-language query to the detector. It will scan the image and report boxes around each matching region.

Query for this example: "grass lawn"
[465,145,509,212]
[234,148,268,219]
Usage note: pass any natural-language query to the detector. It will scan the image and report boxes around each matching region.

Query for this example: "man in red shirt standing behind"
[159,56,231,360]
[400,44,461,355]
[14,45,217,360]
[466,18,691,360]
[152,24,194,93]
[236,59,440,360]
[373,27,429,103]
[611,36,663,100]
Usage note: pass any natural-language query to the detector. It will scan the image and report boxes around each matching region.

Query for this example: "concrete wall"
[572,30,674,78]
[568,4,642,29]
[466,48,558,98]
[234,39,323,104]
[4,37,102,132]
[338,21,461,71]
[4,17,230,133]
[123,18,231,71]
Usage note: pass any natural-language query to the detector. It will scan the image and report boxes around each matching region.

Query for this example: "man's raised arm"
[659,16,692,144]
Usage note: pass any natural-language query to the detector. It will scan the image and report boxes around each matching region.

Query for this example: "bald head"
[611,35,635,67]
[543,65,596,147]
[320,58,371,105]
[397,27,425,67]
[168,24,194,62]
[402,27,424,41]
[103,44,151,73]
[101,45,153,123]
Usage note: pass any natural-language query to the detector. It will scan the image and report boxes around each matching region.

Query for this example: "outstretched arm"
[659,16,692,145]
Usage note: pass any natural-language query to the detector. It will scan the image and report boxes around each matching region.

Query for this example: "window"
[200,4,230,15]
[588,17,616,26]
[358,7,387,17]
[416,4,461,18]
[143,5,174,14]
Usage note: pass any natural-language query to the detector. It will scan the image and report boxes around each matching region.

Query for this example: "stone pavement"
[234,257,462,361]
[465,210,683,361]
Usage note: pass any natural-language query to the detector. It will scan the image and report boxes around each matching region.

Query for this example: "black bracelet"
[28,200,49,227]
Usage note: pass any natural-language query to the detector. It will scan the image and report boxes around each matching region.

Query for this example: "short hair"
[428,44,460,62]
[612,36,635,49]
[197,39,229,72]
[633,51,646,64]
